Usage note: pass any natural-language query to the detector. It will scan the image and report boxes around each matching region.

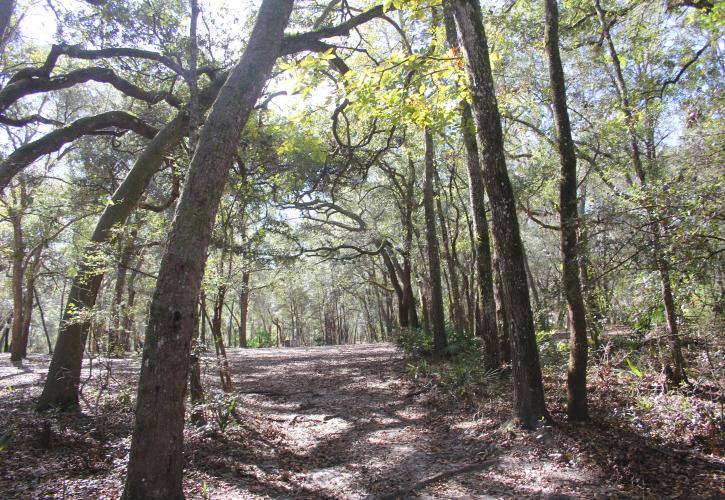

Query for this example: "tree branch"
[0,111,158,191]
[280,5,385,55]
[0,66,182,112]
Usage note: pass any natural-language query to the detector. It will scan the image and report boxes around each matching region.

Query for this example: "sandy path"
[5,345,699,498]
[192,344,612,499]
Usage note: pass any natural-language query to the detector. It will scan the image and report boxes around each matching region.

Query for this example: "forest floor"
[0,342,723,499]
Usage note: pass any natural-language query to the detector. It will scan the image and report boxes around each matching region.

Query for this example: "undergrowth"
[395,326,502,400]
[394,322,724,455]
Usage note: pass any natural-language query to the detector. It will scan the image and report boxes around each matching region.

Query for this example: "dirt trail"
[3,344,720,498]
[190,344,613,498]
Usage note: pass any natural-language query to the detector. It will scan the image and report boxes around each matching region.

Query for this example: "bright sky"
[17,0,326,114]
[20,0,257,46]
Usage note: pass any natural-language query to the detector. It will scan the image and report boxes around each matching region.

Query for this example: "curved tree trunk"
[37,114,187,411]
[122,2,293,497]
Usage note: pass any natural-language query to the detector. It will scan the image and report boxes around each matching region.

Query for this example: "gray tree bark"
[122,1,294,497]
[450,0,548,428]
[423,129,448,358]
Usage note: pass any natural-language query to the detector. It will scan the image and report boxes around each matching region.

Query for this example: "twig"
[373,460,497,500]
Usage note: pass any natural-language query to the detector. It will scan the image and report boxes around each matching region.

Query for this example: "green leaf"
[626,357,643,378]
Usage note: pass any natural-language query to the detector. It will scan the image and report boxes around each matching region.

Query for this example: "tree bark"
[443,6,499,368]
[544,0,589,421]
[0,0,14,49]
[122,2,293,497]
[435,171,466,335]
[1,314,11,352]
[0,111,157,191]
[109,229,136,356]
[423,129,448,358]
[211,286,233,392]
[20,246,41,358]
[239,271,250,348]
[451,0,548,428]
[9,194,24,362]
[380,246,408,328]
[492,247,511,363]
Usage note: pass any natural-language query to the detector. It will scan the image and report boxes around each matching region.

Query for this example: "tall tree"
[443,5,500,369]
[37,115,187,410]
[594,0,687,385]
[423,128,448,358]
[544,0,589,421]
[122,1,294,497]
[450,0,548,428]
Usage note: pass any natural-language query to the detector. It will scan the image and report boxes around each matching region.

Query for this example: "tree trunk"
[443,6,499,368]
[594,0,686,385]
[9,199,24,362]
[20,247,40,358]
[435,171,466,335]
[8,184,25,362]
[577,180,602,349]
[523,249,545,329]
[402,159,420,329]
[123,258,140,351]
[211,287,233,392]
[123,2,293,497]
[0,0,15,50]
[189,289,205,426]
[34,287,53,354]
[37,115,187,411]
[423,129,448,358]
[544,0,589,421]
[188,351,205,426]
[2,315,11,352]
[239,271,250,348]
[226,300,235,348]
[109,229,136,356]
[492,247,511,363]
[451,0,548,428]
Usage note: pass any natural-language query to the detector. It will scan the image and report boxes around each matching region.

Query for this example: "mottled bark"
[122,2,293,497]
[492,247,511,363]
[451,0,548,428]
[544,0,589,421]
[423,129,448,358]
